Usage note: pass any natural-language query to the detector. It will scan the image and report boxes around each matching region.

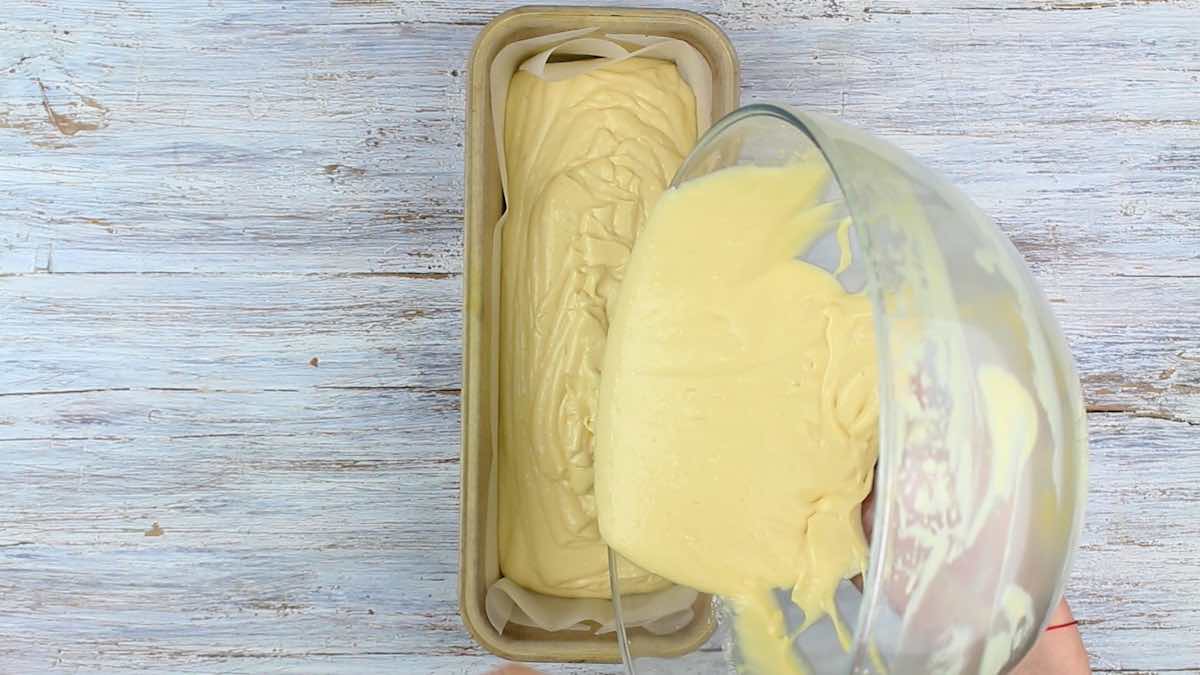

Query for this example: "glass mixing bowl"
[608,104,1088,675]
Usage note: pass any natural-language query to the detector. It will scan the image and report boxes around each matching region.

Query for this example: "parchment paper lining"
[484,27,712,636]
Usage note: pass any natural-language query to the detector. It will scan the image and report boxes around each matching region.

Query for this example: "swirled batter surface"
[499,58,697,598]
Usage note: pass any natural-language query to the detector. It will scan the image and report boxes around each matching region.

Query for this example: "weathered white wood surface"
[1,0,1197,672]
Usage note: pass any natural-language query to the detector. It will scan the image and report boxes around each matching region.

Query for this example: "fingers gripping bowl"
[603,104,1089,675]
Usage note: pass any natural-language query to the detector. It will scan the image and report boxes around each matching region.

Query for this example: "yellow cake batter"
[595,159,878,672]
[498,57,698,598]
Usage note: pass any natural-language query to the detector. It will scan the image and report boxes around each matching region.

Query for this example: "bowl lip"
[671,103,825,190]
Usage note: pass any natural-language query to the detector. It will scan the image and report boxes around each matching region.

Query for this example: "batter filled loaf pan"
[460,5,740,664]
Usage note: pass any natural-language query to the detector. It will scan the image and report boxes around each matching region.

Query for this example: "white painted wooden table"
[1,1,1197,673]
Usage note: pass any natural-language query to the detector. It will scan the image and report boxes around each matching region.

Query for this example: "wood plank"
[1073,413,1200,671]
[0,387,463,670]
[725,3,1200,277]
[0,274,461,392]
[0,2,469,275]
[0,651,624,675]
[0,387,459,453]
[1053,273,1200,424]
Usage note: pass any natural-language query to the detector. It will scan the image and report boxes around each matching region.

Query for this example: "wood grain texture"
[1,0,1197,672]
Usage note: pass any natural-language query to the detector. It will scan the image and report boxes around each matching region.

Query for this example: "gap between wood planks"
[1112,273,1200,279]
[1086,405,1199,427]
[0,384,460,398]
[0,270,459,279]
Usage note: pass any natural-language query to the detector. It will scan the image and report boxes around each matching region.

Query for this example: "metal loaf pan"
[461,5,740,663]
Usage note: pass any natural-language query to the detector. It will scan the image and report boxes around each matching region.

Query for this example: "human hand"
[1010,597,1090,675]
